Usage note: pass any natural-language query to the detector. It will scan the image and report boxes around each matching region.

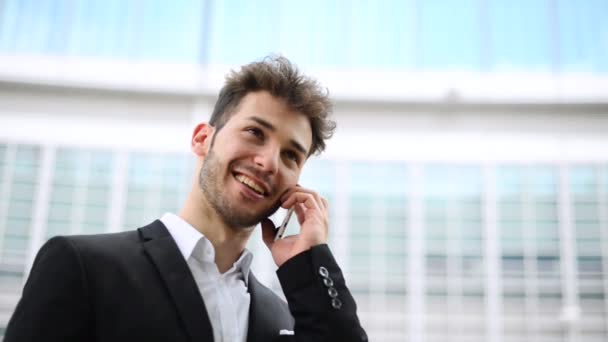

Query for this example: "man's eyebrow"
[290,139,307,156]
[247,116,309,156]
[248,116,275,131]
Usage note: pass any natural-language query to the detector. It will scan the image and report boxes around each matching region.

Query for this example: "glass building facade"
[0,142,607,341]
[0,0,606,71]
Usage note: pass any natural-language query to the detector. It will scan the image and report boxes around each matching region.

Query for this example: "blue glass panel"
[347,0,417,68]
[2,0,606,74]
[128,153,163,188]
[45,0,72,54]
[299,159,335,195]
[596,0,608,72]
[424,165,480,199]
[603,165,608,196]
[0,0,53,54]
[570,166,597,196]
[208,0,280,65]
[418,0,482,70]
[348,161,377,195]
[65,0,203,61]
[273,0,347,67]
[13,146,39,181]
[210,0,418,68]
[0,0,20,51]
[488,0,552,70]
[496,166,524,198]
[450,166,481,198]
[138,0,204,63]
[89,152,114,187]
[557,0,608,73]
[348,161,407,196]
[19,0,52,53]
[528,166,558,198]
[68,0,131,58]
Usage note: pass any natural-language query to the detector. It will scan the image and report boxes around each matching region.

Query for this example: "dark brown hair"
[209,55,335,156]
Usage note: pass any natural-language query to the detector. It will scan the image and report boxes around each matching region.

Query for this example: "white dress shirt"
[160,213,253,342]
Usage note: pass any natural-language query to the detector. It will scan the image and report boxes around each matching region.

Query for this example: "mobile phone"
[274,207,294,241]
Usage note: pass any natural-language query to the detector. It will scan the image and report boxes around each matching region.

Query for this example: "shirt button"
[323,277,334,287]
[318,266,329,278]
[328,287,338,298]
[331,298,342,310]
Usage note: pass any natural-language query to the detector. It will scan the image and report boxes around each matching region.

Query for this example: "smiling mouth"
[234,173,267,196]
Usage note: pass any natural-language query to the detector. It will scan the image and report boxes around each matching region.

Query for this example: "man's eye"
[247,127,263,139]
[284,151,299,163]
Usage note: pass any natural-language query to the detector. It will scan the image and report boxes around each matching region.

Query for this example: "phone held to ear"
[274,207,294,241]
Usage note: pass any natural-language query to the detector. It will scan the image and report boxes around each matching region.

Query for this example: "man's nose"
[253,145,279,174]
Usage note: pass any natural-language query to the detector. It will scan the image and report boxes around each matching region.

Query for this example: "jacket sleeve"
[4,236,92,342]
[276,244,368,342]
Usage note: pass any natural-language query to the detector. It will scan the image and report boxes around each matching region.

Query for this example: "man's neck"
[179,194,254,274]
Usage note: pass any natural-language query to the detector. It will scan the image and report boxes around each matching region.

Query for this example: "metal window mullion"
[24,145,55,277]
[370,166,387,322]
[176,156,191,215]
[0,144,17,264]
[446,184,462,336]
[522,168,538,339]
[597,165,608,332]
[69,151,90,235]
[145,156,163,221]
[333,159,350,273]
[107,150,129,233]
[483,163,502,342]
[527,174,541,341]
[408,163,424,342]
[402,163,410,335]
[558,164,581,342]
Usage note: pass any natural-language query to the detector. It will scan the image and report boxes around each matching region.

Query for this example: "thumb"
[260,218,277,249]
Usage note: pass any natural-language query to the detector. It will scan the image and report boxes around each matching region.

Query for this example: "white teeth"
[235,174,265,195]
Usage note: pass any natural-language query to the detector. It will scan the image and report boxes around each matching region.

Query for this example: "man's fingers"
[294,202,306,224]
[282,192,322,211]
[321,197,329,210]
[281,186,320,203]
[281,187,328,213]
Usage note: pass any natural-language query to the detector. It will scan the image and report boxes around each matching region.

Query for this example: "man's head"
[209,55,335,157]
[191,56,335,230]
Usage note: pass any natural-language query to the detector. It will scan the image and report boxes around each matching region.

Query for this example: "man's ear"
[191,123,215,157]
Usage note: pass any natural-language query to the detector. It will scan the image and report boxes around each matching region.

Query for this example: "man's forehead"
[230,92,313,151]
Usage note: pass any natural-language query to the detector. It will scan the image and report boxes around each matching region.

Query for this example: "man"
[5,56,367,342]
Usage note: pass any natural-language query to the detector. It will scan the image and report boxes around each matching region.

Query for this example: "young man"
[5,56,367,342]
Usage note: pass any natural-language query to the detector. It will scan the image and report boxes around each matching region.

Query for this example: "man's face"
[198,91,312,229]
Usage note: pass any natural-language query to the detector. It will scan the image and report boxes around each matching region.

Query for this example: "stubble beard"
[198,148,280,230]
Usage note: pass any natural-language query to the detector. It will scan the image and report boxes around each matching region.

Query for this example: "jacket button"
[328,287,338,298]
[318,266,329,278]
[331,298,342,309]
[323,277,334,287]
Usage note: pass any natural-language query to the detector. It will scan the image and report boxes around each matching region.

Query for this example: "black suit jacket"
[5,220,367,341]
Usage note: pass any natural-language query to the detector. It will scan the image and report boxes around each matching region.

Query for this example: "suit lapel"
[139,220,214,342]
[247,273,294,342]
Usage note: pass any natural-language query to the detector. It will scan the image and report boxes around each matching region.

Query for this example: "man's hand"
[261,186,329,267]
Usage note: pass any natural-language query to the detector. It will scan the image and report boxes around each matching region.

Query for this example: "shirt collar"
[160,212,253,284]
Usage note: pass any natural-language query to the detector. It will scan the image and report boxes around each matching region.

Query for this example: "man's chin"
[234,205,281,230]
